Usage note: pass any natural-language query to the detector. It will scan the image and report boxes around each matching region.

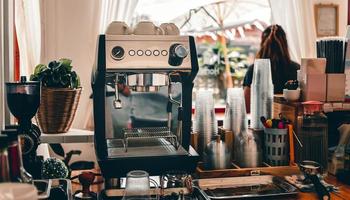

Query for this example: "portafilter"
[298,160,330,200]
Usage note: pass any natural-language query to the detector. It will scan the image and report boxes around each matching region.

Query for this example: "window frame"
[0,0,15,128]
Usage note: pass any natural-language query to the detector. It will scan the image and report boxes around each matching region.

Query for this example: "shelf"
[40,128,94,143]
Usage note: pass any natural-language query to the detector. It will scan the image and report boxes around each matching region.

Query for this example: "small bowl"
[283,88,300,101]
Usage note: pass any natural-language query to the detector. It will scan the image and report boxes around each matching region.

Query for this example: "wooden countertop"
[71,170,350,200]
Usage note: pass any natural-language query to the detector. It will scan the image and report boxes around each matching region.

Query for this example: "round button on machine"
[153,50,160,56]
[145,50,152,56]
[161,50,168,56]
[129,50,136,56]
[137,50,144,56]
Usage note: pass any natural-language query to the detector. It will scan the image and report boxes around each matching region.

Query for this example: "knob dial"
[111,46,125,60]
[168,44,188,66]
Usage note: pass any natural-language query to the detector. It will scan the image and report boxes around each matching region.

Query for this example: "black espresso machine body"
[92,32,199,179]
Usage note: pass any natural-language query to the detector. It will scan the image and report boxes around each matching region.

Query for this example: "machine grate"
[123,127,179,152]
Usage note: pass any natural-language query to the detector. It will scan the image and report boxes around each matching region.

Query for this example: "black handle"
[309,175,330,200]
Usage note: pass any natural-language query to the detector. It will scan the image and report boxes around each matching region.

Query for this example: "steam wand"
[114,74,122,109]
[167,78,182,146]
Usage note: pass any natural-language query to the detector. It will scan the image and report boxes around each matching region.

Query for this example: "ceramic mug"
[160,23,180,35]
[105,21,131,35]
[133,21,164,35]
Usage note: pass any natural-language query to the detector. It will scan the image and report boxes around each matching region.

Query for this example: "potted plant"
[30,58,82,133]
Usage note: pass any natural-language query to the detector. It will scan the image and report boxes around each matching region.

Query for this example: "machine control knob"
[168,44,188,66]
[111,46,125,60]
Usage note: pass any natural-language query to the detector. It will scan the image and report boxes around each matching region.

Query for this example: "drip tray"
[106,138,188,158]
[194,175,298,199]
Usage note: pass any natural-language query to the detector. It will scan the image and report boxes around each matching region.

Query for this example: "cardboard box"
[300,74,327,101]
[301,58,326,74]
[326,74,346,102]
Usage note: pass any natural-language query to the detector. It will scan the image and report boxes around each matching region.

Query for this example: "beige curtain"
[100,0,139,33]
[269,0,317,63]
[40,0,102,129]
[15,0,43,76]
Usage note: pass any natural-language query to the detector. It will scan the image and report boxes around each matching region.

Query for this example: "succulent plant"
[284,80,299,90]
[30,58,80,89]
[41,157,69,179]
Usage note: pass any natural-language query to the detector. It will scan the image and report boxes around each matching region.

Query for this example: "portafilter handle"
[309,174,330,200]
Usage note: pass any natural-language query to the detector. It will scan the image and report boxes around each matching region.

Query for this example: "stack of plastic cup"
[223,88,248,158]
[235,129,263,167]
[250,59,274,129]
[193,90,217,156]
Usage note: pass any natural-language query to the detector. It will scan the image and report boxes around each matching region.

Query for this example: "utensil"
[72,172,99,200]
[161,171,192,189]
[298,160,330,200]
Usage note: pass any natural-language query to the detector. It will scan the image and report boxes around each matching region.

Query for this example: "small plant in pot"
[283,80,300,101]
[30,58,82,133]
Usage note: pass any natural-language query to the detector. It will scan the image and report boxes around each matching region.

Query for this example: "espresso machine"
[92,21,199,183]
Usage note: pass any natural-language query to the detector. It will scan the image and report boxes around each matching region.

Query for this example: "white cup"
[160,23,180,35]
[106,21,131,35]
[133,21,164,35]
[0,183,38,200]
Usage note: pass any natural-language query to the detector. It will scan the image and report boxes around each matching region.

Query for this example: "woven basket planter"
[37,87,82,133]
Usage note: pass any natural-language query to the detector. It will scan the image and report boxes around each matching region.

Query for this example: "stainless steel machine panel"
[105,35,192,72]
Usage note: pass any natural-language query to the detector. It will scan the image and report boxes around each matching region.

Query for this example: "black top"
[243,61,300,94]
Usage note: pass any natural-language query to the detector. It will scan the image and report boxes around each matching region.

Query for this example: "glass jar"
[296,101,328,170]
[0,135,10,182]
[3,129,32,183]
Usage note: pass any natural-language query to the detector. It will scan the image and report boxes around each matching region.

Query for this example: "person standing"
[243,24,300,113]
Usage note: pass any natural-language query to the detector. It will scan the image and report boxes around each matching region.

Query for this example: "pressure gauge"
[111,46,125,60]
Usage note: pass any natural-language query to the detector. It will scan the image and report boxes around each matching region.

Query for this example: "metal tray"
[193,175,298,199]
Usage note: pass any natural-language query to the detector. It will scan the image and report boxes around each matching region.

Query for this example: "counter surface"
[70,169,350,200]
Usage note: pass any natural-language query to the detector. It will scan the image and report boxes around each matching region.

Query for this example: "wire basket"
[264,128,289,166]
[37,87,82,133]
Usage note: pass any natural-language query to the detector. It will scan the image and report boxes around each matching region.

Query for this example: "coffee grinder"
[5,76,42,178]
[92,21,199,190]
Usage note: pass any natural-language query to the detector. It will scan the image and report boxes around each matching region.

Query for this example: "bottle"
[0,135,10,182]
[3,129,32,183]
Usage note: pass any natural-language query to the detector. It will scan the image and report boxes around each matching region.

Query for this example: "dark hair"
[256,24,292,85]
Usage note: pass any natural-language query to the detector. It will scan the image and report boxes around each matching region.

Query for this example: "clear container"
[223,88,248,158]
[3,129,32,183]
[296,101,328,170]
[235,129,263,168]
[203,135,231,170]
[123,170,158,199]
[250,59,274,129]
[0,135,10,182]
[194,90,217,156]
